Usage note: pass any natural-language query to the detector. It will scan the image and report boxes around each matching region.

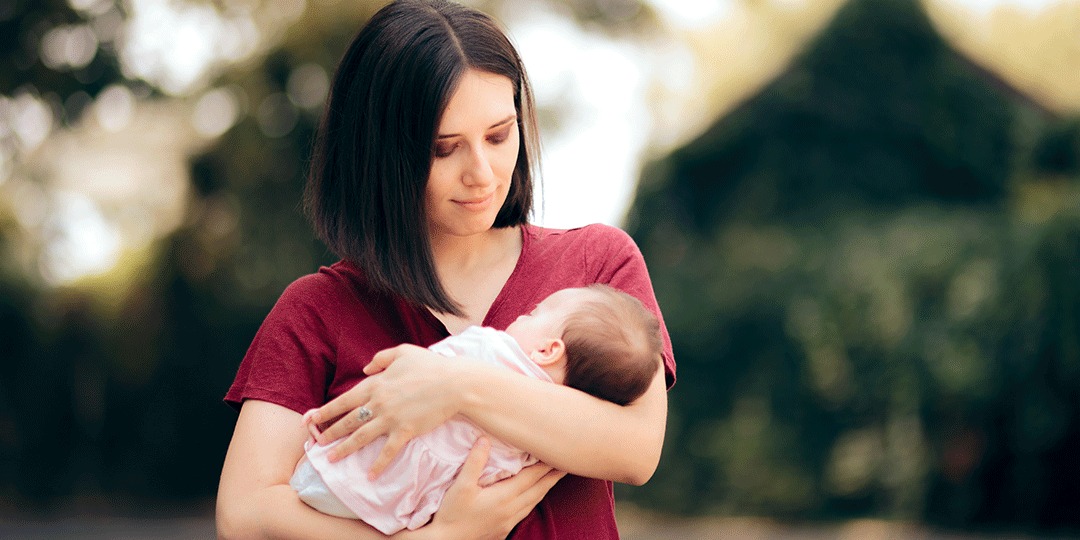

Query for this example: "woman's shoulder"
[524,222,636,250]
[279,260,342,296]
[521,223,642,276]
[517,223,645,290]
[275,260,373,311]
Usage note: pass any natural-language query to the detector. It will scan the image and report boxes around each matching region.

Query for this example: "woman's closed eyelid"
[433,127,510,158]
[434,142,457,158]
[488,126,513,143]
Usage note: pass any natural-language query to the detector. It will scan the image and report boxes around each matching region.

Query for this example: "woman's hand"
[409,438,565,540]
[307,344,473,476]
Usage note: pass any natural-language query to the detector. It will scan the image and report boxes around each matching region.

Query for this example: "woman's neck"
[428,225,523,331]
[429,226,521,275]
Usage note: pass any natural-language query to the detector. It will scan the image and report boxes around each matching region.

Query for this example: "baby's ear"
[530,338,566,366]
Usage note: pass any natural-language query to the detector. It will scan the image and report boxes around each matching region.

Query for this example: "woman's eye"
[487,127,512,145]
[434,143,455,158]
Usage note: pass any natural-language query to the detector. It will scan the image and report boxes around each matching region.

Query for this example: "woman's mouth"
[453,193,495,211]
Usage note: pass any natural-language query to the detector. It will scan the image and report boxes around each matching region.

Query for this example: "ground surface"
[0,504,1072,539]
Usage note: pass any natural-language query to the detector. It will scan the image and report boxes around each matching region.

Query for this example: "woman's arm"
[459,360,667,485]
[217,400,393,540]
[311,347,667,485]
[217,399,563,540]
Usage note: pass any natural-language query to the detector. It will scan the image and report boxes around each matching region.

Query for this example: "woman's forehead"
[438,69,516,133]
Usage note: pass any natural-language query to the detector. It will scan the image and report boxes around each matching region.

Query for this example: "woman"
[216,1,675,539]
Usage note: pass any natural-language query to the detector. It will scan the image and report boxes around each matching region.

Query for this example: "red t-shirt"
[225,223,675,539]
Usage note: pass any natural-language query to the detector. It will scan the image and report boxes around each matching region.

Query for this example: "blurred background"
[1,0,1079,537]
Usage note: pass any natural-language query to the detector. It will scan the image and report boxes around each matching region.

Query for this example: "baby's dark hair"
[561,285,662,406]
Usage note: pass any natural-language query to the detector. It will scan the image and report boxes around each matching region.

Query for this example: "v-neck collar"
[418,224,532,337]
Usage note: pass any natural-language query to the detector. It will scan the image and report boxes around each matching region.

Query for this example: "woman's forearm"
[456,364,668,485]
[218,484,455,540]
[316,345,668,484]
[217,483,402,540]
[216,400,400,540]
[217,400,543,540]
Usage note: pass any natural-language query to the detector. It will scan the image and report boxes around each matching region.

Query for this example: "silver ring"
[356,406,373,423]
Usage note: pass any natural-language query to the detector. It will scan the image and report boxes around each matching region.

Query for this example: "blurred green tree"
[1031,117,1080,176]
[624,0,1080,532]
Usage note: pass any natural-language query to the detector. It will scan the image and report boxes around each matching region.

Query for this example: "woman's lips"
[453,193,494,211]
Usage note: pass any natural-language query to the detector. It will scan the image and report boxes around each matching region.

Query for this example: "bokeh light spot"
[9,92,54,151]
[41,24,99,70]
[94,84,135,132]
[286,63,329,110]
[256,93,298,138]
[192,87,241,138]
[41,192,122,285]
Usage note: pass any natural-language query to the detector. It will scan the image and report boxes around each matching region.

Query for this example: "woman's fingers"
[308,382,372,434]
[458,437,491,486]
[493,462,565,525]
[324,416,386,460]
[300,409,321,439]
[515,466,566,506]
[314,344,459,463]
[364,347,394,375]
[428,438,505,538]
[437,438,489,508]
[365,343,417,375]
[502,461,554,486]
[427,442,561,539]
[314,406,364,444]
[365,430,412,478]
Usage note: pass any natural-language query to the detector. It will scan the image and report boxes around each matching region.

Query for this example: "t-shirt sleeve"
[587,225,677,389]
[224,274,339,413]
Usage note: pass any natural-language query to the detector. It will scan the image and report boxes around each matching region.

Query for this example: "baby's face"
[504,288,588,353]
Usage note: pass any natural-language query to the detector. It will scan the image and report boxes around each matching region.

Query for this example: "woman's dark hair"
[304,0,539,315]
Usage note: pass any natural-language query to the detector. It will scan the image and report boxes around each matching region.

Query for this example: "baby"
[289,284,663,534]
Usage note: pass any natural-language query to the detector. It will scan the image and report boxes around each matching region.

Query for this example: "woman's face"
[425,69,520,241]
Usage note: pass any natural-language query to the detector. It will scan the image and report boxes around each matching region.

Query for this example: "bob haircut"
[304,0,539,315]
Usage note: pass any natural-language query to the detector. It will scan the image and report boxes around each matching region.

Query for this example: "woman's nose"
[462,146,495,187]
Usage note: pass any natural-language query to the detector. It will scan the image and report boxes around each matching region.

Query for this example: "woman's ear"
[529,338,566,366]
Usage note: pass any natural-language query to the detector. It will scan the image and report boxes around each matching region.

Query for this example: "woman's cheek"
[496,148,518,183]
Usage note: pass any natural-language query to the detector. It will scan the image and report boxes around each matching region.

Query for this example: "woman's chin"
[430,218,500,240]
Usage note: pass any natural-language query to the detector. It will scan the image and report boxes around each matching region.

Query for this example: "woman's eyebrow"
[488,114,518,129]
[436,114,517,139]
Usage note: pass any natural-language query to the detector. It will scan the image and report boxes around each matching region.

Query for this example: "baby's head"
[504,284,662,406]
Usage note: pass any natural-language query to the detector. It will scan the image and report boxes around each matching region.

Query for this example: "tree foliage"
[622,0,1080,531]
